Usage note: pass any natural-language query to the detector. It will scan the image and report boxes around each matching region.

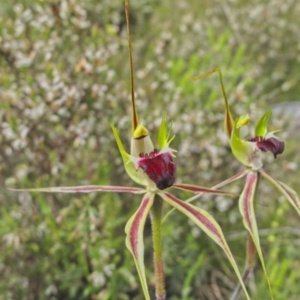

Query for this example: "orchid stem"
[150,197,166,300]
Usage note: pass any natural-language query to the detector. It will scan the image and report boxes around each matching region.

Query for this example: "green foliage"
[0,0,300,299]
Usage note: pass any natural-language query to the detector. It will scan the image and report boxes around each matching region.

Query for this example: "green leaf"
[239,170,273,299]
[260,169,300,215]
[182,251,206,300]
[159,192,251,300]
[125,192,154,300]
[255,109,272,137]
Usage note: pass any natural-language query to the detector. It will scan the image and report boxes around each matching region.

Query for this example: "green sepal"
[157,116,175,150]
[112,124,148,186]
[255,109,272,137]
[112,124,131,165]
[231,115,258,169]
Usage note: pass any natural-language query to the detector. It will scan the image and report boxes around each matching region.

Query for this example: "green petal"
[125,193,154,300]
[239,171,273,299]
[231,116,261,169]
[172,183,237,195]
[7,186,144,194]
[160,192,251,300]
[163,169,250,224]
[260,169,300,215]
[209,169,250,189]
[112,124,131,165]
[157,116,175,150]
[255,109,272,137]
[112,124,149,186]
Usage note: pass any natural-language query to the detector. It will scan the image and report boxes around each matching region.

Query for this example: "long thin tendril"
[124,0,138,133]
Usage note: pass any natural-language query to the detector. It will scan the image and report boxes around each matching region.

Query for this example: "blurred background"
[0,0,300,299]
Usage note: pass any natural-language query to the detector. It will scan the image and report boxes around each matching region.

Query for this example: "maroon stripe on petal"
[277,181,300,210]
[271,176,300,211]
[277,182,300,211]
[164,192,222,241]
[213,169,249,189]
[7,186,144,194]
[260,169,300,213]
[262,170,300,211]
[242,172,258,232]
[129,196,152,257]
[172,184,232,194]
[62,186,142,193]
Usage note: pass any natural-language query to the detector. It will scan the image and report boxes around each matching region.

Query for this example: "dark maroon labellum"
[138,149,176,190]
[248,136,285,158]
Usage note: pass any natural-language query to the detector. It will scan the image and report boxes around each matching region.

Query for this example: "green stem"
[150,197,166,300]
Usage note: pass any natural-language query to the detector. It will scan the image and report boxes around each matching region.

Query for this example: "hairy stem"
[150,197,166,300]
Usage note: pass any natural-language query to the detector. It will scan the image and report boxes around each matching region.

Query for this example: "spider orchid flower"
[112,116,253,300]
[7,5,252,300]
[8,117,250,300]
[193,68,300,300]
[231,111,284,171]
